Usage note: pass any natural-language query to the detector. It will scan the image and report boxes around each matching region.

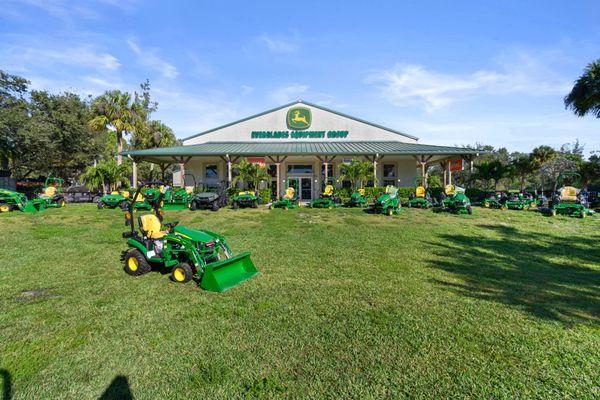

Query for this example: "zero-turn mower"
[0,188,45,213]
[547,173,594,218]
[231,191,259,209]
[38,176,66,208]
[270,187,299,209]
[368,185,401,216]
[121,182,258,292]
[345,187,368,208]
[482,191,507,209]
[310,185,341,209]
[438,184,473,214]
[504,190,538,211]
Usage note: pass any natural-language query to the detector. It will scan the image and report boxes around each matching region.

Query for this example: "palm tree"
[132,120,177,150]
[89,91,140,165]
[564,59,600,118]
[475,160,507,190]
[339,158,374,188]
[232,159,270,190]
[81,165,107,194]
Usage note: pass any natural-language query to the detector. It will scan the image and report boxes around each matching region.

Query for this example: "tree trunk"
[116,131,123,165]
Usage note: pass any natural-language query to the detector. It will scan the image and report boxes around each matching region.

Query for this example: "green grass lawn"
[1,205,599,399]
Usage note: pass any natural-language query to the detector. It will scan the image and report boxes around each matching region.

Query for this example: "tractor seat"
[415,186,426,198]
[111,191,119,195]
[560,186,578,201]
[386,186,398,198]
[138,214,167,239]
[185,186,194,194]
[357,188,366,196]
[122,191,130,198]
[444,184,455,196]
[284,187,295,199]
[135,194,146,202]
[44,186,57,197]
[323,185,334,197]
[239,191,250,196]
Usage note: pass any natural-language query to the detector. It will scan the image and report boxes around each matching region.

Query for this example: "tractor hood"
[194,192,218,201]
[174,225,218,243]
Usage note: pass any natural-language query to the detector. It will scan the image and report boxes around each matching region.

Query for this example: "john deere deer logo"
[287,107,311,130]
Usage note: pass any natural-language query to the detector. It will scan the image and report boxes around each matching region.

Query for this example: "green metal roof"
[182,100,419,141]
[123,141,480,159]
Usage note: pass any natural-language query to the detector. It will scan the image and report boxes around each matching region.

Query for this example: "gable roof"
[182,100,419,142]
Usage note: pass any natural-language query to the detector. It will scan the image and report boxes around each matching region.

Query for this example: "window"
[267,165,277,177]
[205,165,218,179]
[383,164,396,178]
[321,163,333,178]
[287,165,313,174]
[383,179,396,187]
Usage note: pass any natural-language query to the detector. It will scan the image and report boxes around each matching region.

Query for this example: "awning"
[122,141,480,164]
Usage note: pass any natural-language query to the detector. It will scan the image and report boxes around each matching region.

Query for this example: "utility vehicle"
[231,191,259,209]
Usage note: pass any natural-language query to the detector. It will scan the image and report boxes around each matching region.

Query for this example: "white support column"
[132,161,138,188]
[324,162,329,185]
[373,155,379,187]
[447,160,452,185]
[276,162,281,200]
[226,154,232,188]
[180,163,185,187]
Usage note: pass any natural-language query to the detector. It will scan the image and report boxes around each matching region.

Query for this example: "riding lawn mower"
[121,182,258,292]
[368,185,401,216]
[408,178,433,208]
[438,184,473,214]
[310,185,341,209]
[270,187,299,209]
[345,187,368,208]
[98,190,130,210]
[547,173,594,218]
[38,176,66,208]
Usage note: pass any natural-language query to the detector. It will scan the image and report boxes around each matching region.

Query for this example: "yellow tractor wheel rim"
[173,268,185,282]
[0,205,9,212]
[128,257,139,271]
[60,200,65,207]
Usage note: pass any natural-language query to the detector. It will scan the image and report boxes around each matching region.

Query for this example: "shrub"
[258,188,272,204]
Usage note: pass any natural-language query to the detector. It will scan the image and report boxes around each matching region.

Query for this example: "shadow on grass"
[427,224,600,324]
[1,369,11,400]
[99,375,133,400]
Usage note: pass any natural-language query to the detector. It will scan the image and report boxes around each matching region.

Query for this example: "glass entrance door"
[287,177,312,201]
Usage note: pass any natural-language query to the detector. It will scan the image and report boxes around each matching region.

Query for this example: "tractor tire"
[59,198,66,207]
[123,249,151,276]
[407,202,412,208]
[212,202,220,212]
[119,201,128,210]
[467,205,473,215]
[550,209,557,217]
[232,202,239,210]
[483,202,490,208]
[500,205,508,211]
[189,201,198,211]
[386,207,393,216]
[580,210,586,219]
[171,263,193,283]
[97,202,105,209]
[0,204,11,213]
[252,200,258,209]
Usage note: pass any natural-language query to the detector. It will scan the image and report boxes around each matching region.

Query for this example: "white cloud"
[268,83,309,104]
[259,34,297,54]
[241,85,254,95]
[127,39,178,79]
[367,51,572,113]
[1,0,138,21]
[2,43,120,72]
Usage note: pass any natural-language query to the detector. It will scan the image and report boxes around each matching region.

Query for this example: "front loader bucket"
[200,252,258,293]
[21,200,44,213]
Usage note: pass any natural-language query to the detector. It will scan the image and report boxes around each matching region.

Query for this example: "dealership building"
[124,100,479,201]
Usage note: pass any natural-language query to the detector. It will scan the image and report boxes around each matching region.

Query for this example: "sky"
[1,0,599,154]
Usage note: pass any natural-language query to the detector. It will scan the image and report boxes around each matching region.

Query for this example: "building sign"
[450,159,463,171]
[286,107,311,130]
[251,130,349,139]
[247,157,265,166]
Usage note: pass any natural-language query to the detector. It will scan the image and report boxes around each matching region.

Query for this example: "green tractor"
[231,191,259,209]
[438,184,473,214]
[38,176,66,208]
[270,187,299,210]
[131,184,163,211]
[97,190,131,210]
[548,173,594,218]
[121,183,258,292]
[408,178,433,208]
[482,191,507,209]
[0,188,45,213]
[368,185,401,216]
[310,185,341,209]
[345,187,368,208]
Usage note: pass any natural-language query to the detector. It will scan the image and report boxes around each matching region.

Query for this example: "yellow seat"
[138,214,167,239]
[415,186,426,198]
[239,191,249,196]
[357,188,366,196]
[560,186,578,201]
[111,191,119,195]
[135,194,145,202]
[444,184,455,196]
[122,191,130,198]
[323,185,334,196]
[284,187,295,200]
[185,186,194,195]
[44,186,57,197]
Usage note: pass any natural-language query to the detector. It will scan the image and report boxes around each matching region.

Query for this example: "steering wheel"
[163,221,179,231]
